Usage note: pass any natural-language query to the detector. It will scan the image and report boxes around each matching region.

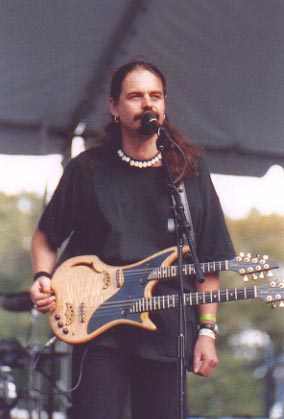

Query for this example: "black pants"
[70,346,186,419]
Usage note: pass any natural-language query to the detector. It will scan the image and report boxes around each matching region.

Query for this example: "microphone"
[140,111,162,135]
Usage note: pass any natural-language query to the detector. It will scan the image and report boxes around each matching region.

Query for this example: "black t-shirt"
[39,147,235,366]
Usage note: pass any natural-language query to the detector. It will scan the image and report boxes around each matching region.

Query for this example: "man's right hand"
[30,276,56,313]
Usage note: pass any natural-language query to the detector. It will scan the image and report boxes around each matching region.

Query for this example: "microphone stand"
[156,127,204,419]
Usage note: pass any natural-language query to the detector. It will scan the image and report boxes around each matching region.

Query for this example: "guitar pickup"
[116,269,123,288]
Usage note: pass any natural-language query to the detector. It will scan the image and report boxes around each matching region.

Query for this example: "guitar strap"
[178,181,197,249]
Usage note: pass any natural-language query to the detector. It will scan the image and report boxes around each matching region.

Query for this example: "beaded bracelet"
[33,271,52,282]
[198,328,216,340]
[199,313,216,323]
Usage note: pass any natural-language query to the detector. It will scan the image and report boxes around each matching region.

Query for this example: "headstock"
[232,252,279,281]
[257,280,284,307]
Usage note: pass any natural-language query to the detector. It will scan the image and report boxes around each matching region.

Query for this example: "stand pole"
[156,128,204,419]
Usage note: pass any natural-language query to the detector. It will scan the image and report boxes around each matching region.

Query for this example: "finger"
[35,299,56,313]
[194,359,218,377]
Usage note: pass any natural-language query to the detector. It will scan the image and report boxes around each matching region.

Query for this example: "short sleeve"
[185,159,235,262]
[38,158,82,249]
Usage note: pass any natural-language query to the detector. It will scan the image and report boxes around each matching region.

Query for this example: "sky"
[0,153,284,220]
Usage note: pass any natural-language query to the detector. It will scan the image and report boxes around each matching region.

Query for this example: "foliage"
[0,192,50,345]
[187,210,284,416]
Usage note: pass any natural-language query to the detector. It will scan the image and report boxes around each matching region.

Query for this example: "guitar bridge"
[65,303,75,326]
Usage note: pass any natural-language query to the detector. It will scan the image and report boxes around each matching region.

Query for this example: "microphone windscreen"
[140,111,159,135]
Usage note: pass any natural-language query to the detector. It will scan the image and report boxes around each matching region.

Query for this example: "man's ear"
[108,97,118,118]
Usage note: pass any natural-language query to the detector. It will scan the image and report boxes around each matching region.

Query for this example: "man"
[30,61,235,419]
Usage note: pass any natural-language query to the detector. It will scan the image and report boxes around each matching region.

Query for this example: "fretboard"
[129,286,257,314]
[148,260,229,280]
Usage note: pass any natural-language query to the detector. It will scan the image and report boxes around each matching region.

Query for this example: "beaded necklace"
[117,148,162,168]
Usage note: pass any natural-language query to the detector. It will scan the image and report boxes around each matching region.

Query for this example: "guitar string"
[63,285,262,317]
[97,258,264,281]
[111,259,228,277]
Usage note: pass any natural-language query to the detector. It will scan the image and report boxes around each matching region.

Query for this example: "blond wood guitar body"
[50,246,278,344]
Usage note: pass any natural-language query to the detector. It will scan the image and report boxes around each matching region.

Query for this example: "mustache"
[134,111,159,122]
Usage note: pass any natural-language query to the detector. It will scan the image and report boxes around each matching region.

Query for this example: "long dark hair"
[97,61,202,179]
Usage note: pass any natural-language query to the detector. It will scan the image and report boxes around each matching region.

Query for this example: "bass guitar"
[50,246,279,344]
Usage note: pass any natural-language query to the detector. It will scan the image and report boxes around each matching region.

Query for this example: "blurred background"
[0,1,284,418]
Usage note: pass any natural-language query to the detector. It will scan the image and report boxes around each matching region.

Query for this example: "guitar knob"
[57,322,63,328]
[63,328,69,334]
[55,314,61,320]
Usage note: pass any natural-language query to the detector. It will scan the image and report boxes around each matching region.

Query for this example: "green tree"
[187,210,284,416]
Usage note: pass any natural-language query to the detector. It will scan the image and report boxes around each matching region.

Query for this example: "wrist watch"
[198,322,219,336]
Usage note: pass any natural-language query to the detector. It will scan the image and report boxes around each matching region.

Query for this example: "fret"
[162,295,165,309]
[157,296,160,310]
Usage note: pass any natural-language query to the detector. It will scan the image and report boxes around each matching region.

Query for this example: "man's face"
[109,68,166,137]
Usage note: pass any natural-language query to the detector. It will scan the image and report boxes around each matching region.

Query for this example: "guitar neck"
[129,285,258,314]
[149,260,229,280]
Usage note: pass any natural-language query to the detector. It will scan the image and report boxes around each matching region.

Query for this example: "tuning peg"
[267,271,274,278]
[278,301,284,308]
[246,253,252,258]
[259,272,264,279]
[252,274,258,280]
[239,252,245,258]
[243,275,249,282]
[262,255,269,261]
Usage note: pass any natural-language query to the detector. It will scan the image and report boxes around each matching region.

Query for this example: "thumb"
[193,350,201,374]
[39,276,53,294]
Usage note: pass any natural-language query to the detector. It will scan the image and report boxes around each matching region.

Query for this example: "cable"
[29,336,88,397]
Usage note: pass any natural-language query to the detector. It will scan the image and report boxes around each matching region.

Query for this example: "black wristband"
[33,271,52,282]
